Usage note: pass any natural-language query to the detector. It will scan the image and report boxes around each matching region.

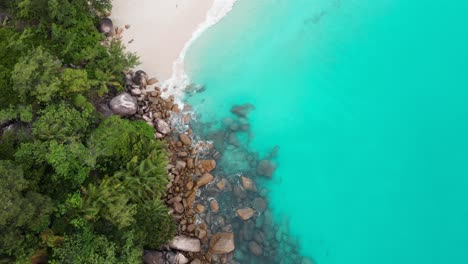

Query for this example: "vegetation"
[0,1,175,263]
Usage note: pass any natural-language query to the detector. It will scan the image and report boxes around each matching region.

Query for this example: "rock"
[241,220,255,241]
[302,257,315,264]
[173,202,184,214]
[96,103,113,117]
[248,241,263,256]
[133,70,147,85]
[200,160,216,172]
[130,88,142,96]
[99,17,114,36]
[179,133,192,145]
[241,176,257,191]
[196,173,214,187]
[228,133,240,146]
[147,77,158,85]
[176,160,186,171]
[216,178,227,190]
[187,224,196,232]
[170,236,201,252]
[155,132,165,139]
[252,197,267,213]
[195,204,205,213]
[143,250,187,264]
[109,93,137,116]
[209,233,235,254]
[257,160,277,178]
[210,199,219,213]
[254,230,266,245]
[237,208,255,221]
[155,119,171,135]
[231,103,255,117]
[187,158,194,169]
[190,259,202,264]
[176,253,189,264]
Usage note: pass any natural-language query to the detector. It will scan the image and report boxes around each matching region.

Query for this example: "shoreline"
[111,1,310,263]
[111,0,238,102]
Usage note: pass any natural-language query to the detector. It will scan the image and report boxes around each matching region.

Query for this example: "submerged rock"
[241,176,257,191]
[109,93,137,116]
[248,241,263,256]
[209,232,235,254]
[230,103,255,117]
[237,208,255,221]
[200,160,216,172]
[257,160,277,178]
[196,173,214,187]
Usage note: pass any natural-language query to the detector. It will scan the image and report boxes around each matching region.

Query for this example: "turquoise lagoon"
[185,0,468,263]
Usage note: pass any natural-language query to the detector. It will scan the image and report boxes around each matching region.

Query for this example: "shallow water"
[185,0,468,263]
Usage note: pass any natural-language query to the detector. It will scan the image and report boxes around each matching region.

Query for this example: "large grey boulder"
[109,93,137,116]
[169,236,201,252]
[99,17,114,36]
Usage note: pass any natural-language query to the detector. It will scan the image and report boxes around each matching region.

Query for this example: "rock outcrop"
[109,93,137,116]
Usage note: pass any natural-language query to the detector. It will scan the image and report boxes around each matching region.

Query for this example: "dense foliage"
[0,1,175,263]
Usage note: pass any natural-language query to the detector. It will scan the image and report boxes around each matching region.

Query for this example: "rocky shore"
[104,19,313,264]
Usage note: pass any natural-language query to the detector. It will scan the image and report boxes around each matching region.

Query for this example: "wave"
[162,0,238,102]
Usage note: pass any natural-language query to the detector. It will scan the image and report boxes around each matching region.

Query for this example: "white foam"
[163,0,238,102]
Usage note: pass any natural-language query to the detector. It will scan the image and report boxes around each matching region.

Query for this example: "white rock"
[169,236,201,252]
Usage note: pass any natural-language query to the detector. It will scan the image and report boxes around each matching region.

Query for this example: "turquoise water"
[185,0,468,263]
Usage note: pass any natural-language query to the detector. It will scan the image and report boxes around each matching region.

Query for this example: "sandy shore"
[111,0,214,81]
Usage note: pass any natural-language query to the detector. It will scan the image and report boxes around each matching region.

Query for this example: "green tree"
[88,116,160,172]
[0,160,53,261]
[135,199,176,249]
[50,227,141,264]
[12,47,62,104]
[32,103,92,142]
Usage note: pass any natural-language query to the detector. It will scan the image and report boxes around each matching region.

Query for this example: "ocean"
[184,0,468,263]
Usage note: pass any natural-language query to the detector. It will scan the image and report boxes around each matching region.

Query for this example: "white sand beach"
[111,0,214,81]
[112,0,237,99]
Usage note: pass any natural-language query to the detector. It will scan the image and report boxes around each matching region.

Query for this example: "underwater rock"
[210,199,220,213]
[237,208,255,221]
[248,241,263,256]
[200,160,216,172]
[196,173,214,187]
[209,232,235,254]
[230,103,255,117]
[241,176,257,191]
[256,160,277,178]
[252,197,267,213]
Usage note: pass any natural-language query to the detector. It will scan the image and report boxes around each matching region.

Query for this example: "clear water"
[185,0,468,263]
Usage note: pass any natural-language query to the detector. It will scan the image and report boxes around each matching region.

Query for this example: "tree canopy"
[0,1,175,263]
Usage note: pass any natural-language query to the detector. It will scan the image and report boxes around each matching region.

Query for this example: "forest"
[0,0,175,263]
